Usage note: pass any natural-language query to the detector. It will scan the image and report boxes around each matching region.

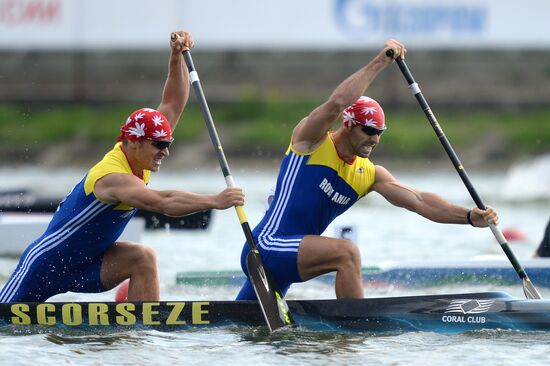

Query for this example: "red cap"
[118,108,172,142]
[342,96,386,130]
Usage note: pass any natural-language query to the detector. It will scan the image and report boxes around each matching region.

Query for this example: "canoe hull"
[2,292,550,334]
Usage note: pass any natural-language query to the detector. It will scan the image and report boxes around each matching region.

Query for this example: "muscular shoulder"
[97,172,143,187]
[371,165,423,207]
[84,144,132,193]
[292,116,332,153]
[292,123,329,154]
[374,165,394,184]
[371,165,405,195]
[94,173,146,204]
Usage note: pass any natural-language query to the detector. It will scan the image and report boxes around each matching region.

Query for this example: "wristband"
[466,210,475,227]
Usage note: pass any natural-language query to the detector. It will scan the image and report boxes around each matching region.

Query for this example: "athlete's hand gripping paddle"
[182,50,294,331]
[386,49,542,300]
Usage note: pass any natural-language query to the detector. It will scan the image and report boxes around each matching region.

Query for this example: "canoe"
[1,291,550,334]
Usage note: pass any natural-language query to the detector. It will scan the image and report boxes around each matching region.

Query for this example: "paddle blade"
[523,278,543,300]
[246,251,293,332]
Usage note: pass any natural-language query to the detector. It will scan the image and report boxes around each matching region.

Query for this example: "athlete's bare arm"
[371,165,498,227]
[291,39,406,153]
[94,173,244,216]
[156,30,194,131]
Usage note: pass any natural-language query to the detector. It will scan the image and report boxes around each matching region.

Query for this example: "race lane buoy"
[115,279,130,302]
[502,227,527,242]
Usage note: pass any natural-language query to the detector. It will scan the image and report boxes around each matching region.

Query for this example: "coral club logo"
[441,299,494,324]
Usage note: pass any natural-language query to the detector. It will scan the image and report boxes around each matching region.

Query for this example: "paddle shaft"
[388,50,542,299]
[182,50,293,330]
[182,52,256,249]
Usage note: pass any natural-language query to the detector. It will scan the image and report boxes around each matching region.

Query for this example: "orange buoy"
[502,227,527,242]
[115,279,130,302]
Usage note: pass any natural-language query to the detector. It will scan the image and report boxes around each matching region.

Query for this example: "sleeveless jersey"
[0,142,150,302]
[253,133,376,252]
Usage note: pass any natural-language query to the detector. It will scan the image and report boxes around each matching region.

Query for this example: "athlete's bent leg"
[236,278,256,300]
[297,235,363,298]
[100,241,160,301]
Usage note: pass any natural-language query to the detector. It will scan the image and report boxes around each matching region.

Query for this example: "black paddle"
[386,49,543,300]
[182,50,294,331]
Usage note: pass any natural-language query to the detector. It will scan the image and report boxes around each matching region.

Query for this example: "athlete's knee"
[335,239,361,270]
[236,280,256,301]
[129,245,158,273]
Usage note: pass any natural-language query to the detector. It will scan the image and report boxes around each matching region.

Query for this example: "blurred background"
[0,0,548,170]
[0,0,548,252]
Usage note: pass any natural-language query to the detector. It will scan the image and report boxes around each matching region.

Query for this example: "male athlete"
[0,31,244,303]
[236,39,498,300]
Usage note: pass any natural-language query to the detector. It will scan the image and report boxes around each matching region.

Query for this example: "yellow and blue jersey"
[237,133,376,300]
[0,143,150,302]
[254,133,375,246]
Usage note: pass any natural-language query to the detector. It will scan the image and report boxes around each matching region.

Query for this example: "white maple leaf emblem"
[342,110,356,124]
[152,115,164,127]
[127,122,146,137]
[152,129,168,139]
[125,116,132,125]
[362,106,377,115]
[143,108,156,112]
[133,112,145,121]
[365,118,377,127]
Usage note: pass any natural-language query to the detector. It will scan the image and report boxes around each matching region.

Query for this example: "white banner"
[0,0,549,50]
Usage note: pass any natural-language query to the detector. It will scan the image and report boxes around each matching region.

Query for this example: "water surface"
[0,166,548,365]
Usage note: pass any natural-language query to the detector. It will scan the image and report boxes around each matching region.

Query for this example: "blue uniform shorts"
[0,238,107,302]
[236,234,304,300]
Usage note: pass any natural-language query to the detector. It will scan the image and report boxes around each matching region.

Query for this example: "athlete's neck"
[119,143,144,179]
[330,130,356,165]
